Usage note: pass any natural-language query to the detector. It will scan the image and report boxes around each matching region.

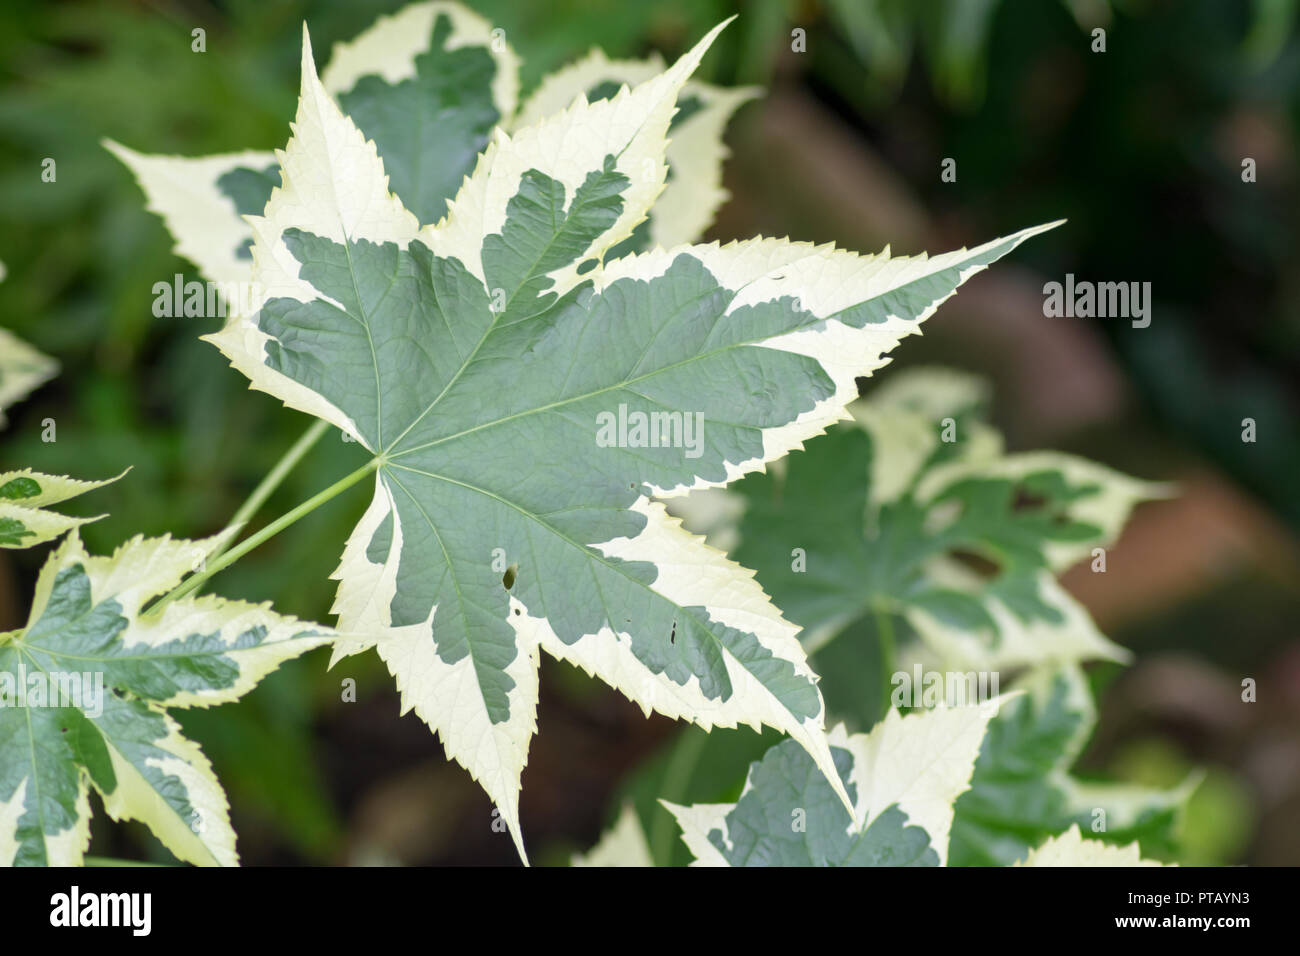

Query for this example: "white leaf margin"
[319,0,519,122]
[571,803,654,867]
[513,47,759,248]
[1018,824,1170,867]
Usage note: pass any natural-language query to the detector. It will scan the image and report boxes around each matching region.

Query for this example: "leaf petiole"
[196,418,332,574]
[150,455,380,612]
[225,418,331,539]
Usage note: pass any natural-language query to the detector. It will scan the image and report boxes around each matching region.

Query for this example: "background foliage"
[0,0,1296,865]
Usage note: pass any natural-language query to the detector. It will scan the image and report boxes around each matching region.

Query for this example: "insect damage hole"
[1011,486,1049,512]
[502,563,518,590]
[669,620,677,644]
[949,548,999,580]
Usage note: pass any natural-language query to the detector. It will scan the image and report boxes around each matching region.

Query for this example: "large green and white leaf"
[665,699,1006,866]
[207,19,1054,861]
[0,469,122,549]
[949,664,1193,866]
[731,367,1165,672]
[906,567,1129,673]
[1018,824,1169,867]
[0,261,59,427]
[571,803,654,867]
[105,1,518,286]
[514,49,758,252]
[0,532,331,866]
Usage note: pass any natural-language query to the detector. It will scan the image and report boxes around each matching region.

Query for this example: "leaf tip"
[299,22,322,92]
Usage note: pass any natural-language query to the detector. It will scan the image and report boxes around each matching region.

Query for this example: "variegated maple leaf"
[203,20,1055,860]
[730,367,1167,670]
[0,469,121,550]
[591,696,1174,868]
[950,664,1192,866]
[0,533,330,866]
[105,1,753,289]
[664,700,1006,866]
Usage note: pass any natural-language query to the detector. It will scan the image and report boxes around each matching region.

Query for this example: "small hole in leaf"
[669,620,677,644]
[948,548,999,580]
[502,564,517,590]
[513,608,521,616]
[1011,487,1048,512]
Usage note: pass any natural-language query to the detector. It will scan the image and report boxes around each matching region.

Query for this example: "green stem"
[651,728,708,865]
[151,457,380,612]
[187,419,329,588]
[226,419,330,539]
[874,606,897,721]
